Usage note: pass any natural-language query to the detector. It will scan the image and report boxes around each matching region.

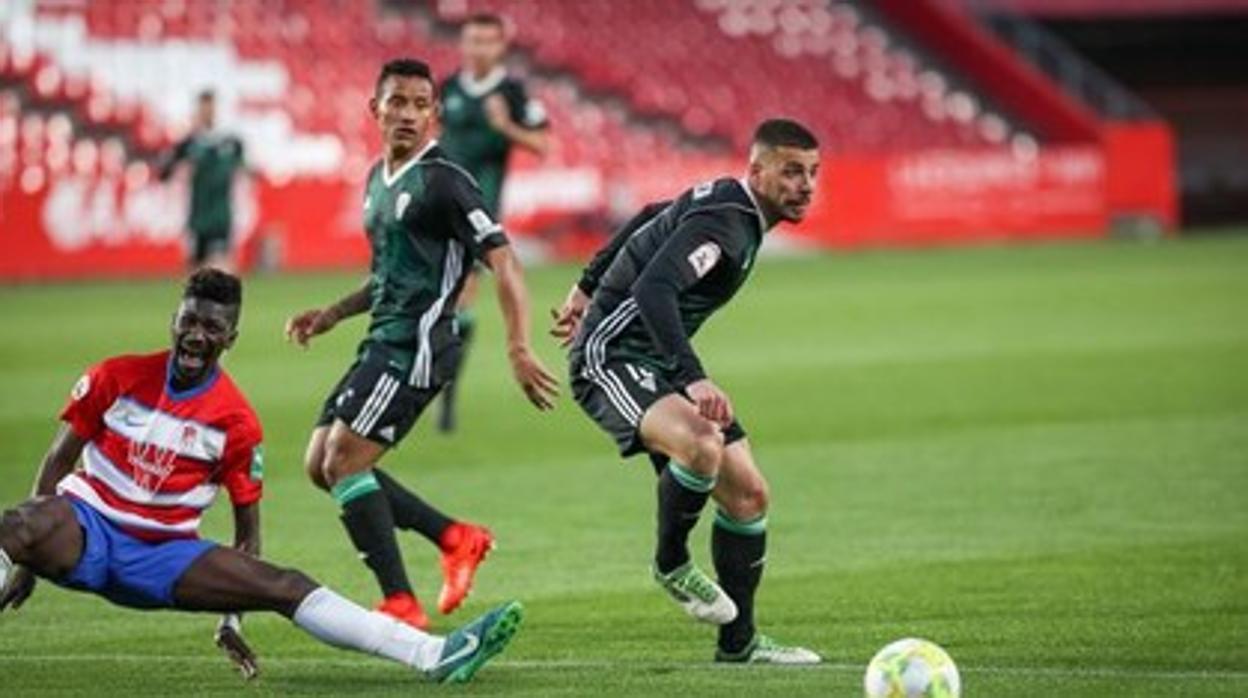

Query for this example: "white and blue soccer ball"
[864,637,961,698]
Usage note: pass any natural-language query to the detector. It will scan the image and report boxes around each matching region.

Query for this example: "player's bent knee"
[322,430,369,485]
[304,452,330,491]
[684,427,726,475]
[0,506,36,558]
[735,481,770,521]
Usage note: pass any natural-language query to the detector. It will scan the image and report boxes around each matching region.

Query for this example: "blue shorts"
[55,497,217,609]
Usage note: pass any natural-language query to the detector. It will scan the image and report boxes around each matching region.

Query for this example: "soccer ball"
[864,638,961,698]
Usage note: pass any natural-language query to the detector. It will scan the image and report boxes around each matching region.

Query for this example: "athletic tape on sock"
[714,509,768,536]
[668,462,717,493]
[331,471,382,506]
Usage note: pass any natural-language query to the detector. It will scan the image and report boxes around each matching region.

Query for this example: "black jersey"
[360,140,509,387]
[439,68,548,214]
[158,131,245,235]
[571,178,768,387]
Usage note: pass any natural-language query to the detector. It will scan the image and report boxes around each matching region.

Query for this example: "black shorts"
[316,344,441,446]
[189,228,231,265]
[570,354,746,463]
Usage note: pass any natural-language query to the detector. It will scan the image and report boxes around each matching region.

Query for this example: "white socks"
[292,587,445,671]
[0,547,11,591]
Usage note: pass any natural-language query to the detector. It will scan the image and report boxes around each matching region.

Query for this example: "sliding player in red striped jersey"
[0,269,522,684]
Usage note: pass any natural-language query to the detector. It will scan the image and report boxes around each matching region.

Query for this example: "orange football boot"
[376,591,430,631]
[437,522,495,615]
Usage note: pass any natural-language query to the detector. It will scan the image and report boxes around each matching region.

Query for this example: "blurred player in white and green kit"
[158,90,247,273]
[437,12,550,432]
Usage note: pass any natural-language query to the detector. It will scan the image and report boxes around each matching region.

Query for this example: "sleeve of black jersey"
[630,209,749,387]
[431,166,510,262]
[503,79,549,130]
[157,138,191,181]
[577,201,670,296]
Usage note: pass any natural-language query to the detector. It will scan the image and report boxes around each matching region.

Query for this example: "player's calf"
[303,426,331,492]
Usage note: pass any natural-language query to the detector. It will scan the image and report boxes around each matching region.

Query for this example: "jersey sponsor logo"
[693,181,714,200]
[395,191,412,219]
[72,374,91,401]
[687,241,722,279]
[467,208,503,242]
[103,397,227,464]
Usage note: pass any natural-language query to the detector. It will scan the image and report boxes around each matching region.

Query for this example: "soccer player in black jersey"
[552,119,823,664]
[285,59,557,631]
[437,13,550,433]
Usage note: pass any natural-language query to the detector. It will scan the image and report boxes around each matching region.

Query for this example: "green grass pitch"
[0,237,1245,696]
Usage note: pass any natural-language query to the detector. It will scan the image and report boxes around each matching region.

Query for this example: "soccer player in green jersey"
[436,13,551,433]
[158,90,248,273]
[284,59,558,631]
[553,120,824,665]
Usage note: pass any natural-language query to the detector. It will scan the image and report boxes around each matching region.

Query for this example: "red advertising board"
[0,129,1176,281]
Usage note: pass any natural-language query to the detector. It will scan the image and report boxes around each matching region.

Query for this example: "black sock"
[712,510,767,654]
[374,468,453,544]
[334,472,411,597]
[655,463,715,574]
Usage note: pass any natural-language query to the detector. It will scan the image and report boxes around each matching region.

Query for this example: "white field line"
[0,653,1244,682]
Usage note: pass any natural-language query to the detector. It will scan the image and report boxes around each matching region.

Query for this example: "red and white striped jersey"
[58,350,263,541]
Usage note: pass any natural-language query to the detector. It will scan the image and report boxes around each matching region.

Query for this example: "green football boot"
[425,600,524,683]
[715,634,823,665]
[653,561,738,625]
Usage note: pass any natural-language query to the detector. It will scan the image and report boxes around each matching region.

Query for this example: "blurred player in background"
[286,59,557,631]
[0,269,523,684]
[552,119,823,665]
[436,12,550,433]
[157,90,247,273]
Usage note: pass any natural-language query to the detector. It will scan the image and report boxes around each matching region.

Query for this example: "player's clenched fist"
[686,378,733,427]
[284,307,339,347]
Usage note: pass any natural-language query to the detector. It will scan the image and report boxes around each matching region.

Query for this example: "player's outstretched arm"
[285,278,372,348]
[215,502,262,679]
[552,202,670,347]
[484,94,549,157]
[484,245,559,410]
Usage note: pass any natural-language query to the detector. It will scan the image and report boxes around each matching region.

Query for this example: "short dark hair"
[463,12,505,32]
[184,268,241,307]
[753,119,819,150]
[375,58,435,97]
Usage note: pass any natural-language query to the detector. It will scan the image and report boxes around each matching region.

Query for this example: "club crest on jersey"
[395,191,412,219]
[687,241,722,278]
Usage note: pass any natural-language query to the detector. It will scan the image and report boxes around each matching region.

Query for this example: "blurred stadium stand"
[0,0,1193,280]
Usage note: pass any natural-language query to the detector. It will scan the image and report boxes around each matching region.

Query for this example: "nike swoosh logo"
[750,556,767,569]
[436,631,480,668]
